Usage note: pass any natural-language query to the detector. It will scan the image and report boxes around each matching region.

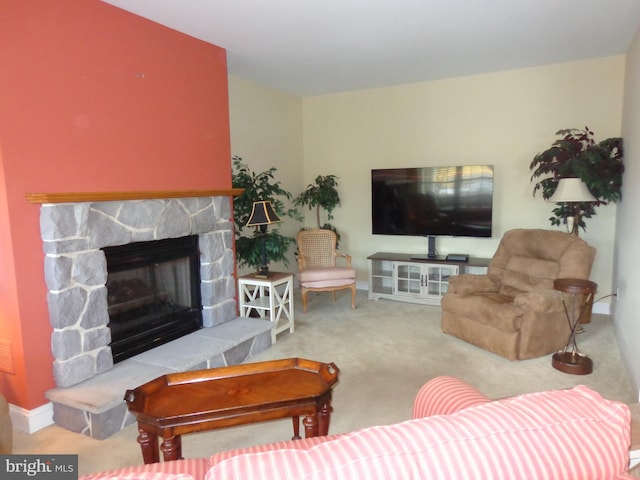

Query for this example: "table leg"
[553,289,594,375]
[291,416,301,440]
[318,401,333,436]
[137,426,159,464]
[303,414,319,438]
[160,434,182,462]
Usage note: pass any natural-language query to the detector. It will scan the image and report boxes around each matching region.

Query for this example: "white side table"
[238,272,294,343]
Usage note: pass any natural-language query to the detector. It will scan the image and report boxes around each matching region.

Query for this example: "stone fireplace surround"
[31,191,272,438]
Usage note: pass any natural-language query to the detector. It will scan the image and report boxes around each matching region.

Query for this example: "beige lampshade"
[548,178,596,203]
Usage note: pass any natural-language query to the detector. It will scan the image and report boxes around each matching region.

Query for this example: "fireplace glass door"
[103,236,202,363]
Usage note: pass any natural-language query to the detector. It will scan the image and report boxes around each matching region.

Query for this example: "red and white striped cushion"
[204,385,632,480]
[210,435,340,465]
[79,458,209,480]
[95,475,193,480]
[208,375,476,467]
[412,375,490,418]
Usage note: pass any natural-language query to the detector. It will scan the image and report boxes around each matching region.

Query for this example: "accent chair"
[296,228,356,313]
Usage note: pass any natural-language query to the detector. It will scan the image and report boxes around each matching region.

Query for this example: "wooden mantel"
[26,189,244,204]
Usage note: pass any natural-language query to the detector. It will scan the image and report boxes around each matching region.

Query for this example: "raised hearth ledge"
[26,189,244,204]
[46,317,273,439]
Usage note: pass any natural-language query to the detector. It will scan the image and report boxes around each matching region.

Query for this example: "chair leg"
[350,284,356,309]
[332,291,336,303]
[301,288,308,314]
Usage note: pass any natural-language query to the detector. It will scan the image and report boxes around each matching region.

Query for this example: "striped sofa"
[80,376,634,479]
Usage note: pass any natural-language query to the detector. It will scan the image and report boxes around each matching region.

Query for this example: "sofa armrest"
[448,274,499,295]
[412,376,490,418]
[513,289,564,313]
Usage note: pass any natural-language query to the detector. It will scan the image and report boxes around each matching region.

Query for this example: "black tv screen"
[372,165,493,237]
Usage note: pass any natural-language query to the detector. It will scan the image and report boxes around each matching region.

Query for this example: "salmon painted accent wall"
[0,1,231,409]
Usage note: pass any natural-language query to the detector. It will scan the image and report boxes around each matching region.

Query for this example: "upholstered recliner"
[441,229,596,360]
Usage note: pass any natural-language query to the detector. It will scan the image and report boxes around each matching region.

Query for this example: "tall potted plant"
[529,127,624,234]
[293,174,341,239]
[232,156,301,272]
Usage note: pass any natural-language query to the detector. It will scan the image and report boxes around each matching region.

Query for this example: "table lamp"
[548,177,596,236]
[245,200,282,278]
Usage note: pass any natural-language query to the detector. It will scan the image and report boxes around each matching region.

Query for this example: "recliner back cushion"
[488,229,596,296]
[499,256,558,296]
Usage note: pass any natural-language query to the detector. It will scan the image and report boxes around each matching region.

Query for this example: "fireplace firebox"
[103,235,203,363]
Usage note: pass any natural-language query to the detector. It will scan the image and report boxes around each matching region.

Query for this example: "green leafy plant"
[529,127,624,233]
[232,156,301,271]
[294,175,341,233]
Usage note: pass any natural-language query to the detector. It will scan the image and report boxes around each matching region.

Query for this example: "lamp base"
[552,351,593,375]
[254,268,271,279]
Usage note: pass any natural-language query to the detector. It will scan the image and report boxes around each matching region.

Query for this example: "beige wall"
[228,75,304,275]
[616,25,640,397]
[229,54,637,392]
[301,57,625,301]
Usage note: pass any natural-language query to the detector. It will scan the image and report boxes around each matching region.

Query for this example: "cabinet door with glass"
[425,265,458,298]
[394,262,423,298]
[369,259,394,297]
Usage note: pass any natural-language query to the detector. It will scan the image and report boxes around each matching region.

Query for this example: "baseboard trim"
[9,401,53,433]
[593,300,610,315]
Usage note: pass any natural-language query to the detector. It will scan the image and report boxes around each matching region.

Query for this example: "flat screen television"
[371,165,494,239]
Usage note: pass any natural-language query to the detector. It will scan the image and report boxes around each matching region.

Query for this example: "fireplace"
[40,194,240,389]
[103,235,203,363]
[35,191,273,439]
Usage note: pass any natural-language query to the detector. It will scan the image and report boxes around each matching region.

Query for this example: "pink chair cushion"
[299,267,356,289]
[299,267,356,283]
[204,385,631,480]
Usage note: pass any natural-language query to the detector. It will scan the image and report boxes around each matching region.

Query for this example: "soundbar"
[446,253,469,262]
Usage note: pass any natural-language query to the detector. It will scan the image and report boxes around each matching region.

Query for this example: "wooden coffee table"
[124,358,340,463]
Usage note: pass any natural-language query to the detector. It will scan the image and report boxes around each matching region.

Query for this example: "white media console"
[367,252,490,306]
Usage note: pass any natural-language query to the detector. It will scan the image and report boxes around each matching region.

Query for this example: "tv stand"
[410,254,446,262]
[427,236,437,259]
[367,252,490,306]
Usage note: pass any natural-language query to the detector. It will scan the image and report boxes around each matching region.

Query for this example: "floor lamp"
[245,200,282,278]
[548,177,597,236]
[548,177,597,330]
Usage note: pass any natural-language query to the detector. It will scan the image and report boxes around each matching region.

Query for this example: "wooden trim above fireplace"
[26,189,244,204]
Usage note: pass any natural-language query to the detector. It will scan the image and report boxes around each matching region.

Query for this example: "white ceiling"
[101,0,640,96]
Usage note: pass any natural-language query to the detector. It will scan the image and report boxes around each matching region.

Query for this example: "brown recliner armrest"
[513,289,564,313]
[448,274,499,295]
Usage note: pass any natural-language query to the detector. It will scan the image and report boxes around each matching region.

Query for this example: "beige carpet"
[13,290,637,476]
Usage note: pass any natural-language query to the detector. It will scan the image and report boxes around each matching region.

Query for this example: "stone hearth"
[35,192,272,438]
[46,317,271,439]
